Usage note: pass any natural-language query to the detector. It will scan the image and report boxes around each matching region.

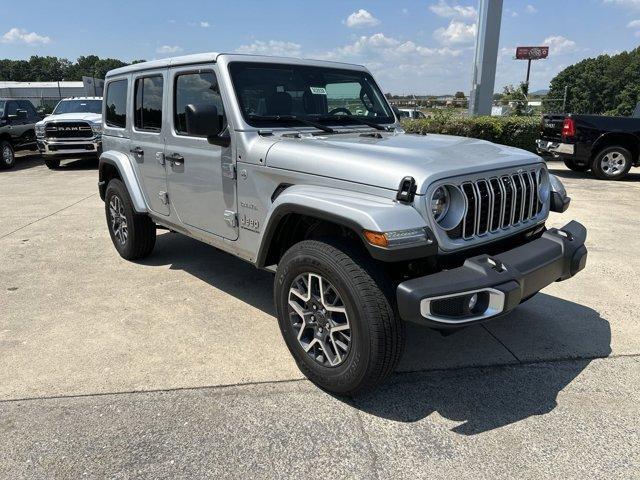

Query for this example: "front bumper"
[397,221,587,328]
[536,139,575,156]
[37,137,102,156]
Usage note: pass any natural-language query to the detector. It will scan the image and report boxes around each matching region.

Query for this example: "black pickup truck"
[537,109,640,180]
[0,98,40,169]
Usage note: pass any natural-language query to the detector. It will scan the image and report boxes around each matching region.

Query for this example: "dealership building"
[0,78,101,110]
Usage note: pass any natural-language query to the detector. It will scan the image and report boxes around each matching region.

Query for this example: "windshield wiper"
[312,114,391,131]
[248,114,336,134]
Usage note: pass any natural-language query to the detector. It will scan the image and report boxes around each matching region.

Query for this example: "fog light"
[468,293,478,310]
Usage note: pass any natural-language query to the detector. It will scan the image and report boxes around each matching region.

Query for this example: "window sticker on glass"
[310,87,327,95]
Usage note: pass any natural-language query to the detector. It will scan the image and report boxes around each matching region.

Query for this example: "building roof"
[0,81,84,89]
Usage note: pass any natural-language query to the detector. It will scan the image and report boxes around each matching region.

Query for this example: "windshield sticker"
[310,87,327,95]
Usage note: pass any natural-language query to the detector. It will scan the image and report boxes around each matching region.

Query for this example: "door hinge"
[222,163,236,179]
[224,210,237,227]
[159,191,169,205]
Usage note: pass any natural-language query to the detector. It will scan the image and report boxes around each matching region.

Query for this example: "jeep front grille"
[45,122,93,139]
[448,168,544,241]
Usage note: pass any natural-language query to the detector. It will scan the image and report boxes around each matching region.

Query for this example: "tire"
[563,158,589,173]
[274,240,404,396]
[591,146,632,180]
[0,140,15,169]
[43,156,60,169]
[104,179,156,260]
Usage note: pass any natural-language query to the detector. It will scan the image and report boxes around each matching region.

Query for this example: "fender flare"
[256,185,436,266]
[591,131,640,160]
[98,151,148,213]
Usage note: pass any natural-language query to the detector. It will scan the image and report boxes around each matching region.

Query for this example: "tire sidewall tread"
[275,239,404,396]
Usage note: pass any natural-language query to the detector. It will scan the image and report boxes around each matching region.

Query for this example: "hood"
[265,131,542,194]
[38,112,101,126]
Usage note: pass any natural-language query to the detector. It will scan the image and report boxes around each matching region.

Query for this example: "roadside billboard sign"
[516,46,549,60]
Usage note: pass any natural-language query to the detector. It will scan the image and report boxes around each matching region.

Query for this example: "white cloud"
[236,40,302,57]
[543,35,577,54]
[1,28,51,45]
[429,0,477,19]
[200,21,210,28]
[344,9,381,28]
[433,20,477,45]
[156,45,183,55]
[525,4,538,13]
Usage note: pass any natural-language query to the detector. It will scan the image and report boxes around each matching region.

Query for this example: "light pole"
[468,0,503,116]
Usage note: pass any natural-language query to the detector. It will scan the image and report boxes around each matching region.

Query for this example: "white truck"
[36,97,103,169]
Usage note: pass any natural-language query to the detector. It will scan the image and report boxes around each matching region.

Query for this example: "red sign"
[516,46,549,60]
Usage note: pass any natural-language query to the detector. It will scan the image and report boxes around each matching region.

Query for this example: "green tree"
[546,47,640,115]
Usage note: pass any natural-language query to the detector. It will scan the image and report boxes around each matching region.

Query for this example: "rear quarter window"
[105,80,128,128]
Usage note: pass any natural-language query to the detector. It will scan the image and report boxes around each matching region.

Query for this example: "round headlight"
[429,185,466,231]
[431,186,450,222]
[538,168,550,203]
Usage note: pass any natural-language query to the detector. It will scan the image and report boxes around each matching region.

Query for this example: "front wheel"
[0,140,15,169]
[274,240,404,396]
[592,146,632,180]
[104,179,156,260]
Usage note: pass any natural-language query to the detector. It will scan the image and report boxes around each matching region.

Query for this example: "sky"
[1,0,640,95]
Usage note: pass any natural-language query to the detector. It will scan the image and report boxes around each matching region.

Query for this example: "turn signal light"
[363,230,389,248]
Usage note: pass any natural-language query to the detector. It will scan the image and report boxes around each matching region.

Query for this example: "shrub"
[403,112,541,153]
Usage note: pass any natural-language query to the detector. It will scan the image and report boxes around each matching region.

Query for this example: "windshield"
[229,62,394,129]
[53,99,102,115]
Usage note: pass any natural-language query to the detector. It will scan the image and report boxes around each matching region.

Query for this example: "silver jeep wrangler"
[98,53,587,395]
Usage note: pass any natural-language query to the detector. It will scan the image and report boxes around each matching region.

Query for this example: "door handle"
[166,153,184,166]
[130,147,144,156]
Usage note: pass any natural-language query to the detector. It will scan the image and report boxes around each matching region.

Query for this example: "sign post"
[515,46,549,87]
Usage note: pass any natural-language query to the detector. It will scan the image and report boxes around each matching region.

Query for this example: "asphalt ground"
[1,153,638,479]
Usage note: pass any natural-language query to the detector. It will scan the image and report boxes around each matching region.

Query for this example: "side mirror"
[16,109,28,120]
[391,105,401,120]
[184,103,230,147]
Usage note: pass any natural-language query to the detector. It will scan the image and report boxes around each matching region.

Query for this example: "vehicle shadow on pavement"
[141,231,276,315]
[350,294,611,435]
[143,233,611,436]
[548,166,640,182]
[8,153,98,172]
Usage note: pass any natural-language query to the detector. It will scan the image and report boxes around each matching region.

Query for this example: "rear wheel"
[0,140,15,169]
[563,158,589,172]
[104,179,156,260]
[592,146,632,180]
[274,240,404,396]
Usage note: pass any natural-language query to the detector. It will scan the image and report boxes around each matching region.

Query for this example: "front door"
[129,71,170,216]
[165,66,237,240]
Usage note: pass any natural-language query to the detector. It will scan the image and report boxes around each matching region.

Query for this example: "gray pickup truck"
[98,53,587,395]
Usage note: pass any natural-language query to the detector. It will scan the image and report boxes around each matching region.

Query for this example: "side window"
[18,101,37,117]
[134,75,164,132]
[6,101,18,117]
[105,79,128,128]
[174,71,225,136]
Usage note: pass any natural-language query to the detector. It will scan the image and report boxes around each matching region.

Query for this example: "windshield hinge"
[224,210,238,228]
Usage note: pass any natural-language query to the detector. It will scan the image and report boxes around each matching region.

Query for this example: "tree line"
[0,55,144,82]
[546,47,640,116]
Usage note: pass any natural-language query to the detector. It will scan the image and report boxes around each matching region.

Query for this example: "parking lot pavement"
[1,155,639,478]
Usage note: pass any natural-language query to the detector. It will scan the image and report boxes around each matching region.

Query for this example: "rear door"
[130,71,170,216]
[164,65,238,240]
